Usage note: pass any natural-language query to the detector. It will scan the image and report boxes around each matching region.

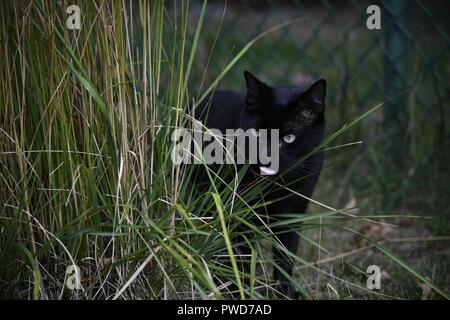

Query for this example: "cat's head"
[241,70,326,176]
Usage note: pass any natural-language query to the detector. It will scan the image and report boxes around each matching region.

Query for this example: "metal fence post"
[383,0,409,168]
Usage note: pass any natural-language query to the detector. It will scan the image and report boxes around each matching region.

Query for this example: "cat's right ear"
[244,71,270,110]
[303,79,326,112]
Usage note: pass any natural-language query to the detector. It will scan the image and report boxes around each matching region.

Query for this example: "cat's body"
[194,71,326,297]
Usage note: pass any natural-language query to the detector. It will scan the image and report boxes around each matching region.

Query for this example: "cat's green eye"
[283,134,296,143]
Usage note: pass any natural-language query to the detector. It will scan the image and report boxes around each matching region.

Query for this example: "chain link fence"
[187,0,448,150]
[183,0,449,224]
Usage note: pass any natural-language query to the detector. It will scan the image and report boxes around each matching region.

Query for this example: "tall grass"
[0,0,447,300]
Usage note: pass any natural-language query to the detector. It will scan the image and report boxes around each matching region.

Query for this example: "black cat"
[194,71,326,298]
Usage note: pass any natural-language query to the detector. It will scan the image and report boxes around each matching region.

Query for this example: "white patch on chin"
[260,166,277,176]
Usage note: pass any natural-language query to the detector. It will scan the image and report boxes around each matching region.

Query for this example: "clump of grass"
[0,0,447,300]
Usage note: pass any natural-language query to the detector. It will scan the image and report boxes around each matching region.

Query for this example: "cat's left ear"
[244,71,270,110]
[303,79,326,112]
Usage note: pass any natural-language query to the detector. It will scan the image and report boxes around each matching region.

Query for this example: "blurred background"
[184,0,449,297]
[179,0,450,223]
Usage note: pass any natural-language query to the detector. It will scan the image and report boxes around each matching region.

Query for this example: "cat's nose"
[260,166,277,175]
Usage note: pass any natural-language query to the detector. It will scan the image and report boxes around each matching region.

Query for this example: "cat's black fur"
[194,71,326,298]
